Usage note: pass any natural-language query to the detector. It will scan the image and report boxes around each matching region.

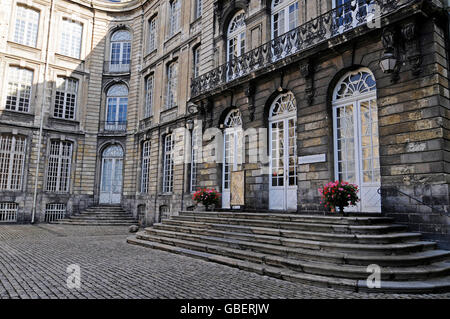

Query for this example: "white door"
[269,92,298,212]
[100,145,124,205]
[222,110,243,209]
[333,69,381,212]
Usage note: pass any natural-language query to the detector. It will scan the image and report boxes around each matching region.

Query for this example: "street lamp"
[380,52,397,73]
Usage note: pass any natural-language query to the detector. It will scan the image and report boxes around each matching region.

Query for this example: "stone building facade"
[0,0,449,246]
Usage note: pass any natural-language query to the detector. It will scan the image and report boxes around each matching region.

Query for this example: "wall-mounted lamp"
[186,120,194,131]
[379,52,397,74]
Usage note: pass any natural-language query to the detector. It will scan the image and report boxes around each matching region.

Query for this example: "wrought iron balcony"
[191,0,416,98]
[103,60,131,73]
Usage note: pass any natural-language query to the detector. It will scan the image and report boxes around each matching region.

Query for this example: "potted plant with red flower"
[318,181,359,214]
[192,188,221,211]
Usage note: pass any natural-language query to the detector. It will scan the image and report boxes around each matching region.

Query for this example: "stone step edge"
[140,228,448,266]
[145,227,434,253]
[165,218,407,234]
[179,211,394,222]
[135,232,450,280]
[127,235,450,293]
[156,221,421,243]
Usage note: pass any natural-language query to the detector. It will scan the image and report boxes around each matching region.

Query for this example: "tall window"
[144,75,154,118]
[271,0,299,39]
[110,30,131,72]
[54,77,78,120]
[227,10,246,62]
[190,127,200,192]
[194,0,202,19]
[14,5,39,47]
[0,135,26,191]
[141,140,151,193]
[193,46,200,78]
[162,134,174,193]
[166,62,178,109]
[46,140,73,193]
[59,19,83,59]
[5,67,33,113]
[168,0,181,37]
[148,16,157,52]
[105,84,128,131]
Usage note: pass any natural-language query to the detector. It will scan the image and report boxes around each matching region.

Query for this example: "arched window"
[109,29,131,72]
[227,10,246,62]
[332,68,380,212]
[271,0,299,39]
[268,92,297,211]
[222,109,243,209]
[100,144,124,204]
[105,84,128,131]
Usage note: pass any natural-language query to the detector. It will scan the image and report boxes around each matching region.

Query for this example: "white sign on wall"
[298,154,326,164]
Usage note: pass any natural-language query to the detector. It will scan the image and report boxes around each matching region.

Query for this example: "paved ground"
[0,224,449,299]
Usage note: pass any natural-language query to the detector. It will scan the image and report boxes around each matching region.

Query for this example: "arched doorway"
[222,109,243,209]
[99,144,124,205]
[332,68,381,212]
[269,92,298,211]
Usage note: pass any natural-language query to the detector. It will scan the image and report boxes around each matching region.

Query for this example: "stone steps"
[155,221,418,244]
[127,211,450,293]
[127,235,450,293]
[50,205,137,226]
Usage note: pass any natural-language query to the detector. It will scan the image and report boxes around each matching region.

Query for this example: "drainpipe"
[31,0,55,224]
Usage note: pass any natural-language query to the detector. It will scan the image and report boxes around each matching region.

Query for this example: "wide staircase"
[51,205,138,226]
[127,210,450,293]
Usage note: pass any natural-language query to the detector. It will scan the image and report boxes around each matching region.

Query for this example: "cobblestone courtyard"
[0,224,449,299]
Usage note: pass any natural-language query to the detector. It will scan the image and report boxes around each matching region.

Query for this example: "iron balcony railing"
[191,0,417,98]
[101,121,127,132]
[103,60,131,73]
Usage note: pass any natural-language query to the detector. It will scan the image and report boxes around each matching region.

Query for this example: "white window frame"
[105,84,128,131]
[194,0,202,19]
[13,5,40,47]
[148,16,157,52]
[193,46,200,78]
[54,77,78,120]
[44,203,66,222]
[227,10,246,62]
[46,140,73,193]
[0,135,26,191]
[144,75,154,118]
[59,18,83,59]
[141,140,151,193]
[168,0,181,37]
[162,134,174,193]
[5,66,33,113]
[109,30,131,72]
[166,62,178,109]
[271,0,299,39]
[190,127,200,193]
[0,203,18,222]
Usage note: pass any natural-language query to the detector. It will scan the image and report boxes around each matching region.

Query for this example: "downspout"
[153,126,160,224]
[31,0,55,224]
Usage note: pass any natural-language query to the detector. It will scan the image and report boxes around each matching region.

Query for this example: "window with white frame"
[271,0,299,39]
[105,84,128,131]
[5,66,33,113]
[141,140,151,193]
[193,46,200,78]
[166,62,178,109]
[0,203,18,222]
[144,75,154,118]
[59,18,83,59]
[168,0,181,37]
[13,5,39,47]
[227,10,246,62]
[44,203,66,222]
[54,77,78,120]
[194,0,202,19]
[0,135,26,191]
[190,127,200,193]
[110,30,131,72]
[162,134,174,193]
[46,140,73,192]
[148,16,157,52]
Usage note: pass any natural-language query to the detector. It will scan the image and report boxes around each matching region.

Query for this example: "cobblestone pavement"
[0,224,449,299]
